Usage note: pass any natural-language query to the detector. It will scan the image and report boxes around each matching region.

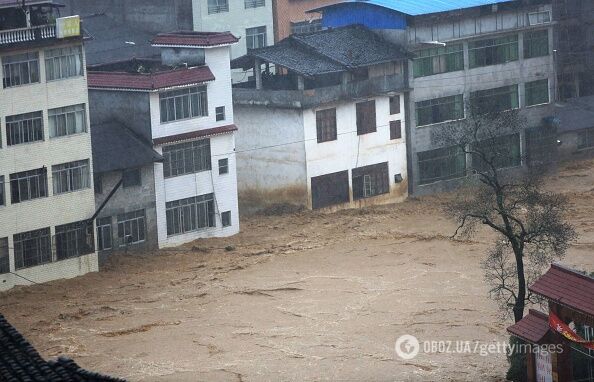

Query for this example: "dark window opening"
[10,167,48,204]
[356,100,376,135]
[390,120,402,140]
[216,106,225,121]
[311,170,349,209]
[54,221,95,261]
[389,95,400,115]
[316,108,337,143]
[222,211,231,227]
[418,146,467,185]
[352,162,389,200]
[218,158,229,175]
[122,168,141,188]
[0,238,9,274]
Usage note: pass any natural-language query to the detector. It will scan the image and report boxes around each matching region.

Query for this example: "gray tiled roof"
[231,25,407,77]
[91,120,163,174]
[82,14,159,65]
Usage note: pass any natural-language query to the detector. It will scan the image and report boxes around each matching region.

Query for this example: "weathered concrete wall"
[558,128,594,161]
[95,165,159,264]
[88,90,152,141]
[234,105,308,213]
[62,0,193,33]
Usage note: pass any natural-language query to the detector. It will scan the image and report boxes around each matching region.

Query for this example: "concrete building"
[232,25,409,212]
[193,0,274,66]
[272,0,339,42]
[87,31,240,251]
[0,2,98,290]
[314,0,558,195]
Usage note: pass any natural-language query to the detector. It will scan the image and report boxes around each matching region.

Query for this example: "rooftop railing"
[0,24,56,46]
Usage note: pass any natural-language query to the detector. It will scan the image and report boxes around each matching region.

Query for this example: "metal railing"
[0,24,56,45]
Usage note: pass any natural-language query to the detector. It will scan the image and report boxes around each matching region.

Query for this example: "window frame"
[117,210,146,246]
[472,133,522,172]
[389,95,401,115]
[6,111,44,146]
[471,84,519,114]
[524,29,549,59]
[525,79,550,107]
[96,217,113,251]
[246,26,267,50]
[54,221,94,261]
[215,106,225,121]
[2,52,40,88]
[166,194,216,237]
[0,176,4,207]
[245,0,265,9]
[48,104,87,138]
[352,162,390,200]
[159,86,208,123]
[221,211,231,227]
[122,168,142,188]
[52,159,91,195]
[207,0,228,14]
[218,158,229,175]
[418,146,467,185]
[390,120,402,140]
[413,44,464,78]
[162,139,212,178]
[577,128,594,150]
[468,35,519,68]
[0,237,8,274]
[316,107,337,143]
[10,167,48,204]
[415,94,464,127]
[13,227,51,270]
[356,100,377,135]
[44,45,84,81]
[290,19,322,35]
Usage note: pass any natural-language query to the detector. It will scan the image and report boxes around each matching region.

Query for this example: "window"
[10,167,48,204]
[0,238,9,274]
[96,217,112,251]
[469,35,518,68]
[245,0,265,8]
[415,95,464,126]
[48,104,86,137]
[413,44,464,77]
[528,11,551,26]
[222,211,231,227]
[208,0,228,13]
[524,30,549,59]
[0,176,4,206]
[291,19,322,35]
[6,111,43,146]
[390,95,400,115]
[55,221,94,260]
[390,120,402,140]
[13,228,51,270]
[577,128,594,150]
[311,171,350,209]
[166,194,215,236]
[159,86,208,123]
[218,158,229,175]
[162,139,211,178]
[2,52,39,88]
[246,26,267,50]
[316,108,337,142]
[52,160,91,194]
[117,210,146,246]
[472,134,521,172]
[216,106,225,121]
[352,162,389,200]
[471,85,519,114]
[525,79,549,106]
[418,146,466,185]
[94,173,102,194]
[45,46,83,81]
[356,100,376,135]
[122,168,141,188]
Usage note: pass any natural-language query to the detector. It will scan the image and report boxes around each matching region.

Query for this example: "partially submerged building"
[88,31,240,252]
[0,1,98,290]
[232,25,408,211]
[313,0,558,195]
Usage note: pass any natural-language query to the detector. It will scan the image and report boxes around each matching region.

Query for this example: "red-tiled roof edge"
[152,31,239,47]
[87,66,215,91]
[550,263,594,282]
[153,124,238,146]
[507,309,550,344]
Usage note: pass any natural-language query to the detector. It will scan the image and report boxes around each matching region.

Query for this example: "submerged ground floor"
[1,159,593,381]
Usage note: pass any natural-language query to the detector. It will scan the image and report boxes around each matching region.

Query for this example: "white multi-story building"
[232,26,409,212]
[0,3,97,290]
[88,32,240,249]
[193,0,274,82]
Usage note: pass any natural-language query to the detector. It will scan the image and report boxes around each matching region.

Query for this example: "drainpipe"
[87,177,123,224]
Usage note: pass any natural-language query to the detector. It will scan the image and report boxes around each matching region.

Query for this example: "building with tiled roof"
[87,31,240,255]
[0,314,125,381]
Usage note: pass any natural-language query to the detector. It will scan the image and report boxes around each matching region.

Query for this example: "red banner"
[549,311,594,351]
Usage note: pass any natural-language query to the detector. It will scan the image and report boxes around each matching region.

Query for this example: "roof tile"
[507,309,550,344]
[88,66,215,91]
[152,31,239,47]
[153,124,237,146]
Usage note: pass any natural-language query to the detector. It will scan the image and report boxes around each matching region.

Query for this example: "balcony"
[233,73,407,109]
[0,24,56,45]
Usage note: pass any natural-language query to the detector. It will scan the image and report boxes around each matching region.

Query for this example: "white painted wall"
[0,42,98,290]
[193,0,274,59]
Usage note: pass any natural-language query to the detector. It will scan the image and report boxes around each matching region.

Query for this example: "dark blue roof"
[311,0,514,16]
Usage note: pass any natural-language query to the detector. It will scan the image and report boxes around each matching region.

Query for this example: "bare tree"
[433,102,577,323]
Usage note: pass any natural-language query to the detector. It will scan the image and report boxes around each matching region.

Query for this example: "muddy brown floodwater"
[1,159,593,381]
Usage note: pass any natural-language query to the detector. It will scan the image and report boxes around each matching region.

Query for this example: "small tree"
[433,102,577,323]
